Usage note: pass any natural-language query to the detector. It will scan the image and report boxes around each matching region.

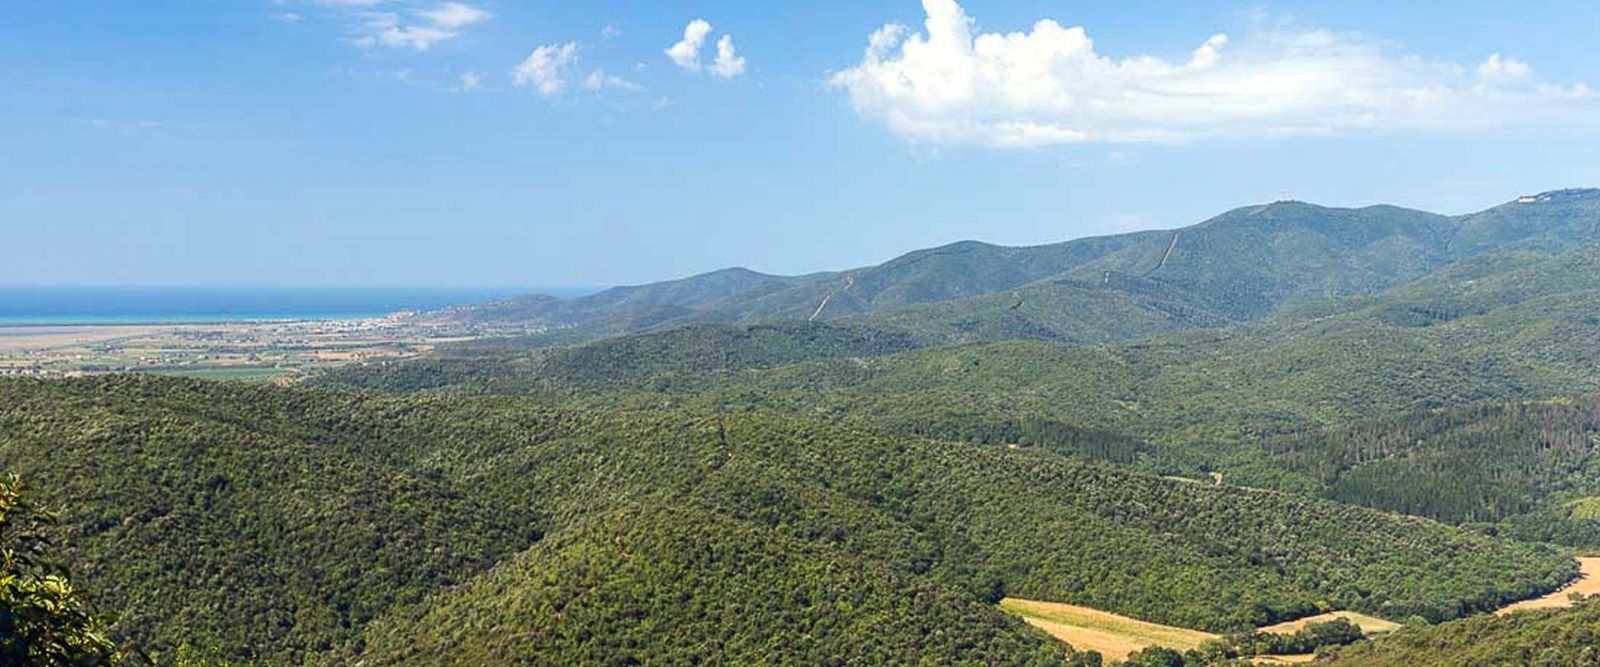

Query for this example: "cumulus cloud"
[666,19,713,71]
[1477,53,1532,83]
[514,42,579,96]
[831,0,1596,147]
[665,19,747,79]
[711,35,746,78]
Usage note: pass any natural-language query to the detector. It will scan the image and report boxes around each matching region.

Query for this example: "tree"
[0,474,125,666]
[1121,646,1186,667]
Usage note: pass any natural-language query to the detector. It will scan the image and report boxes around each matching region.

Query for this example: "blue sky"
[4,0,1600,288]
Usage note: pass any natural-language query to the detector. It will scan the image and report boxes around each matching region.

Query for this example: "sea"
[0,286,592,325]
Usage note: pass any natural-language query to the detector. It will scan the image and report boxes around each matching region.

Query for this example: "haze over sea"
[0,286,582,325]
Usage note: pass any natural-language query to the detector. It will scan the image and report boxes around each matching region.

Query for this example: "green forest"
[1319,600,1600,666]
[0,376,1581,663]
[9,192,1600,664]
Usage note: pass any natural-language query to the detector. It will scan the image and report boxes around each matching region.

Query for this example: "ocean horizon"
[0,285,596,325]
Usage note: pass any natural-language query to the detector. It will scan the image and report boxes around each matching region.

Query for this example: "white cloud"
[666,19,746,79]
[583,69,644,92]
[711,34,746,79]
[304,1,490,51]
[514,42,580,96]
[666,19,713,71]
[831,0,1596,147]
[602,24,622,40]
[274,12,304,23]
[455,71,484,92]
[419,2,490,29]
[1477,53,1532,83]
[360,12,458,50]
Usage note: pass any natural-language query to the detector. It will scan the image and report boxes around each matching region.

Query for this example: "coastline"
[0,314,387,327]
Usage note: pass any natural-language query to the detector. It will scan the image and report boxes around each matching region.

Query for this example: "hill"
[421,191,1600,348]
[1451,188,1600,256]
[320,320,924,393]
[422,266,799,329]
[694,234,1167,323]
[0,375,1578,664]
[0,377,540,663]
[336,240,1600,440]
[1265,396,1600,544]
[1318,598,1600,666]
[1072,202,1457,319]
[348,504,1077,667]
[332,241,1600,544]
[846,272,1234,345]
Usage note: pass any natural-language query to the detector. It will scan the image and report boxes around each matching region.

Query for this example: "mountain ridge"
[423,190,1597,347]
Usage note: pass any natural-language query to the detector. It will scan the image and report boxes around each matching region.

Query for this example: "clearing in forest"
[1257,610,1400,636]
[999,598,1218,661]
[1001,599,1395,664]
[1496,557,1600,615]
[1251,655,1316,665]
[1008,557,1598,662]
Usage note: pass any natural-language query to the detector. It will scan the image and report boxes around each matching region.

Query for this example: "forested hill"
[1265,396,1600,543]
[1319,598,1600,666]
[321,320,925,392]
[10,191,1600,665]
[327,239,1600,545]
[0,375,1578,664]
[335,239,1600,449]
[426,190,1600,346]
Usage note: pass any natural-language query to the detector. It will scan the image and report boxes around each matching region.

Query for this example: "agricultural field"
[999,598,1218,660]
[998,597,1339,664]
[1257,611,1401,636]
[1496,557,1600,615]
[999,599,1422,664]
[0,317,471,383]
[1006,558,1597,666]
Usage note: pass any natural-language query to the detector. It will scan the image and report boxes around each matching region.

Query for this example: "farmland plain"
[0,317,470,382]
